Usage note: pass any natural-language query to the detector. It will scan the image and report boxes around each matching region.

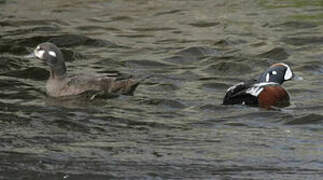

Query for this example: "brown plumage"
[258,86,290,109]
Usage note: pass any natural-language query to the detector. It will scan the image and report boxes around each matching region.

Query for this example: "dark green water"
[0,0,322,179]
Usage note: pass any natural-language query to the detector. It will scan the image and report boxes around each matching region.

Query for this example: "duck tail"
[126,80,140,96]
[110,74,152,96]
[124,75,152,95]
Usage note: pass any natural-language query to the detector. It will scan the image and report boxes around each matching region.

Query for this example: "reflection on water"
[0,0,322,179]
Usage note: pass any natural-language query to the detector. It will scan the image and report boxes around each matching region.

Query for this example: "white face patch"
[48,51,56,57]
[34,49,45,59]
[266,73,270,82]
[282,64,293,80]
[272,71,277,75]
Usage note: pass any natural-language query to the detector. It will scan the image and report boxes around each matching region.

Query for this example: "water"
[0,0,322,179]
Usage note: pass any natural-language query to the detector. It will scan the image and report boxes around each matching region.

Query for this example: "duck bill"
[24,52,36,58]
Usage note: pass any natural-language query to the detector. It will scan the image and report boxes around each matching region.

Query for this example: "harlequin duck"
[27,42,139,97]
[223,63,293,109]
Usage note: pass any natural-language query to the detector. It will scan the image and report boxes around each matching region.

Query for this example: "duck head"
[258,63,293,84]
[29,42,66,77]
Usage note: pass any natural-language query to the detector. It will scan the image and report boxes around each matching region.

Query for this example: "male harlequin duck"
[223,63,293,109]
[27,42,139,97]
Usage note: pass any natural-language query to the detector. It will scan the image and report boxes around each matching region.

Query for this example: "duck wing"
[222,79,259,105]
[102,76,139,96]
[66,73,139,96]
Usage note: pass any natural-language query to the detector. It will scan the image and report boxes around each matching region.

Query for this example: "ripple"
[0,56,28,71]
[282,36,323,46]
[275,21,317,29]
[164,47,218,65]
[131,27,176,32]
[256,47,290,60]
[2,26,60,37]
[0,43,29,55]
[7,34,119,48]
[76,25,119,32]
[224,122,249,127]
[0,90,41,100]
[199,104,230,112]
[124,59,173,68]
[0,79,30,88]
[117,34,155,38]
[163,55,198,65]
[93,57,125,68]
[140,98,186,109]
[154,9,183,16]
[50,119,90,133]
[175,46,218,57]
[0,79,43,100]
[1,67,49,81]
[163,47,217,65]
[200,82,229,90]
[172,71,202,81]
[0,112,31,125]
[109,16,134,22]
[0,19,68,27]
[223,111,292,122]
[287,88,317,94]
[189,21,219,28]
[49,35,117,48]
[204,61,252,75]
[146,83,180,92]
[284,113,323,125]
[295,60,323,72]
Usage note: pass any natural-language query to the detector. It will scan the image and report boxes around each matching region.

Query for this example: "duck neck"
[49,67,66,80]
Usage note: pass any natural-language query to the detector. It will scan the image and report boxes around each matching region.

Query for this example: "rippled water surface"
[1,0,323,179]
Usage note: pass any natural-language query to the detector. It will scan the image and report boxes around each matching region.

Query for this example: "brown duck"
[28,42,139,97]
